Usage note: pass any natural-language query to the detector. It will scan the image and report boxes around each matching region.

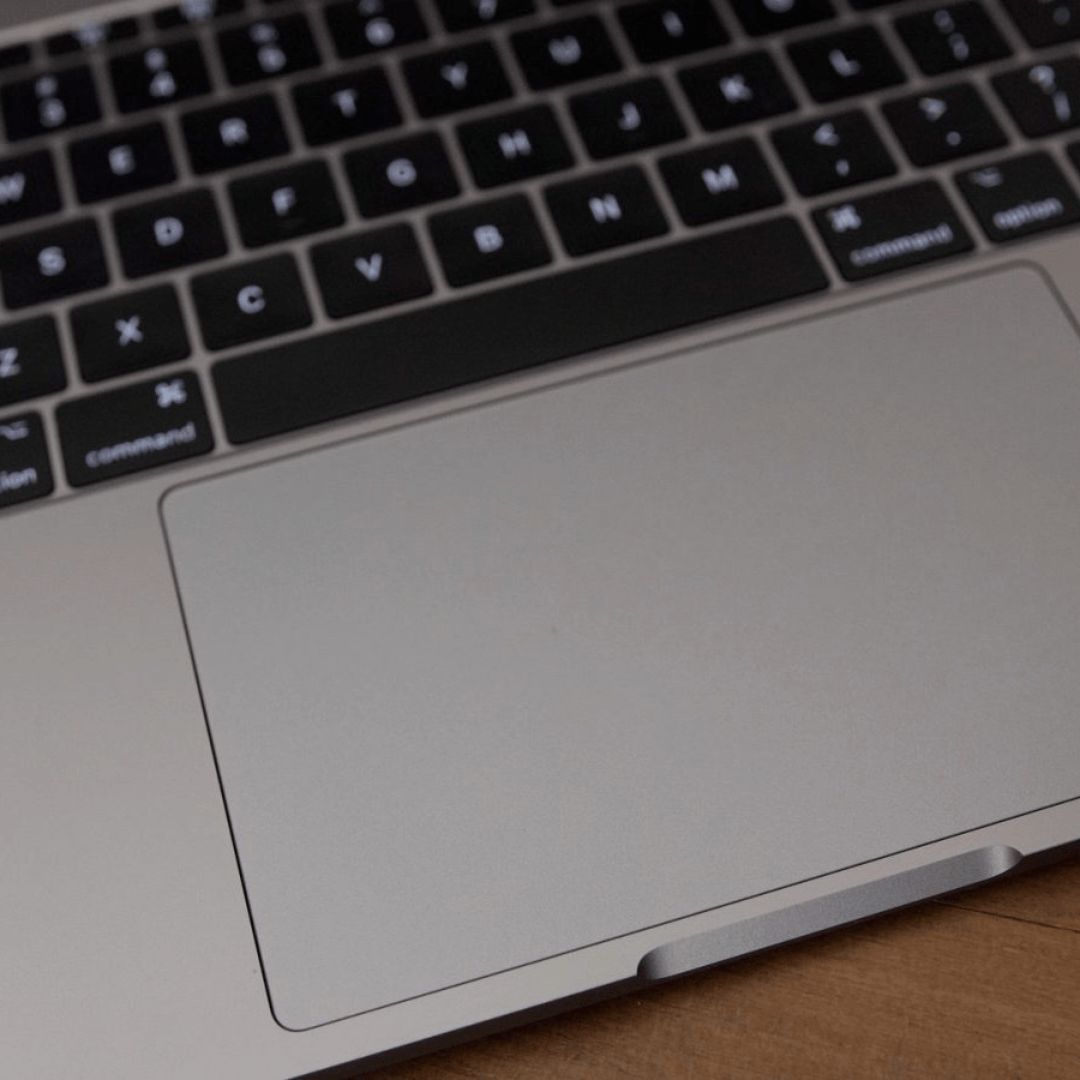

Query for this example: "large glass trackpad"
[163,268,1080,1031]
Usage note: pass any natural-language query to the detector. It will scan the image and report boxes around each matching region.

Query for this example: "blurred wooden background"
[371,860,1080,1079]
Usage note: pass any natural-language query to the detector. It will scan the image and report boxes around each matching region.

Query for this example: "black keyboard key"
[71,285,190,384]
[0,220,108,311]
[46,18,138,56]
[110,41,212,114]
[434,0,534,32]
[788,27,904,104]
[895,2,1010,76]
[324,0,428,59]
[659,137,782,226]
[312,223,432,318]
[545,166,668,256]
[58,371,213,487]
[0,43,32,71]
[214,218,827,445]
[511,16,622,90]
[154,0,246,29]
[0,150,62,228]
[114,189,228,279]
[679,52,796,131]
[814,180,972,281]
[46,20,137,58]
[993,60,1080,138]
[191,254,312,350]
[771,110,896,196]
[728,0,834,36]
[68,123,177,205]
[229,160,344,248]
[0,413,54,510]
[0,317,66,408]
[429,194,551,287]
[2,67,101,141]
[458,104,574,188]
[883,84,1006,166]
[404,42,513,118]
[1001,0,1080,46]
[617,0,728,62]
[570,77,686,160]
[344,132,460,217]
[957,151,1080,242]
[292,68,401,146]
[181,95,290,174]
[217,15,321,86]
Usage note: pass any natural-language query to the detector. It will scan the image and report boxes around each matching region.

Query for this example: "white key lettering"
[115,315,143,347]
[617,102,642,132]
[589,193,622,223]
[702,164,739,194]
[365,17,395,47]
[354,253,383,281]
[155,378,188,408]
[548,36,582,67]
[0,347,20,379]
[0,419,30,440]
[498,129,532,158]
[332,89,359,118]
[473,224,504,253]
[109,145,136,176]
[272,186,297,217]
[662,9,685,36]
[237,285,266,315]
[0,172,27,205]
[38,246,66,277]
[154,216,185,247]
[386,157,417,187]
[442,62,469,91]
[220,117,250,147]
[813,122,841,147]
[719,74,752,104]
[827,203,862,233]
[828,49,861,78]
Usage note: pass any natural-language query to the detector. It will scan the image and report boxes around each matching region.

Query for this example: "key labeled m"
[0,172,26,205]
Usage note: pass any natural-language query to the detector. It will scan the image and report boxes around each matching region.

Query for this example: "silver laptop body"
[3,0,1080,1076]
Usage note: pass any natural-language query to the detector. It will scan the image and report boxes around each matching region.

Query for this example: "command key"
[57,371,214,487]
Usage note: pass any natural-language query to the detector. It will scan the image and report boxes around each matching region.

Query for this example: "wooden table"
[372,860,1080,1079]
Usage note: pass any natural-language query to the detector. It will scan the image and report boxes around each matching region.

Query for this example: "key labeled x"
[115,315,144,346]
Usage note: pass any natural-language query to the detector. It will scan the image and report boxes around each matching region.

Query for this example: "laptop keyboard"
[2,0,1080,510]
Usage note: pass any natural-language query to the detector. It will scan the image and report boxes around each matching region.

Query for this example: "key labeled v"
[355,253,383,282]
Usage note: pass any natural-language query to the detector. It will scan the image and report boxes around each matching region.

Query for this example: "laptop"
[4,0,1080,1074]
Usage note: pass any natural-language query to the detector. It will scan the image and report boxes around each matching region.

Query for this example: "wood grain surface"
[369,861,1080,1079]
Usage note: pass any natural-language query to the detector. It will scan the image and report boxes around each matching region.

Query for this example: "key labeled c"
[237,284,266,315]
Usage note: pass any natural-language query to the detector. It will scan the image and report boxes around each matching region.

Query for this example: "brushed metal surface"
[163,266,1080,1033]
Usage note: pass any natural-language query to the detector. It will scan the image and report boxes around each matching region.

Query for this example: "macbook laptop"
[3,0,1080,1076]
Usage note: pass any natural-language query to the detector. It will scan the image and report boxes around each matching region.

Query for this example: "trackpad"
[164,267,1080,1031]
